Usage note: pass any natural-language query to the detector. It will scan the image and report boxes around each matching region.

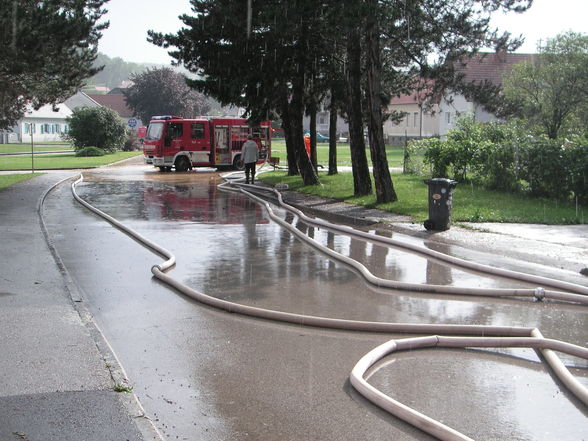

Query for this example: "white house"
[14,103,72,143]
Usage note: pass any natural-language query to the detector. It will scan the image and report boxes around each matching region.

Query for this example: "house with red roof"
[87,92,143,134]
[383,88,441,146]
[64,90,143,134]
[439,52,533,135]
[385,51,534,145]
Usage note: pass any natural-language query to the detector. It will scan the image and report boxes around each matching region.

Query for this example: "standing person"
[241,134,259,184]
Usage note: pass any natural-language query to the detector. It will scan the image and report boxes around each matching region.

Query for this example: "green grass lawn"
[0,142,72,154]
[0,173,43,192]
[259,170,586,225]
[269,140,406,168]
[0,151,142,170]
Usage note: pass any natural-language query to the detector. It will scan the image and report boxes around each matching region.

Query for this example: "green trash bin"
[423,178,458,231]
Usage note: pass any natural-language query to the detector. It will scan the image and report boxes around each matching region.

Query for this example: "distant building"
[11,103,72,143]
[384,89,441,146]
[85,92,143,134]
[302,52,534,146]
[438,52,534,135]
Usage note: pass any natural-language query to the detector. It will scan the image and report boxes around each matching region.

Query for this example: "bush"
[75,146,106,157]
[65,107,127,152]
[123,131,140,151]
[408,116,588,203]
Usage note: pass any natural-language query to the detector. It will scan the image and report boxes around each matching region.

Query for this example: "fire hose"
[69,173,587,441]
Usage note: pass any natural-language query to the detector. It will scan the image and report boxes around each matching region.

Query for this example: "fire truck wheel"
[232,155,245,171]
[175,156,190,172]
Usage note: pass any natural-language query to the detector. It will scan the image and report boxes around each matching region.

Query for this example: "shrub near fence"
[406,118,588,204]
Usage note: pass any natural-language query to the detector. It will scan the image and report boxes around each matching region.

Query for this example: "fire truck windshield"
[146,122,164,140]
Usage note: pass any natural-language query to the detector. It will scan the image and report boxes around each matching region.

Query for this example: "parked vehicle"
[143,116,271,171]
[304,131,329,142]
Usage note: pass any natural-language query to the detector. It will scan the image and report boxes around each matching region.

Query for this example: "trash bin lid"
[424,178,458,187]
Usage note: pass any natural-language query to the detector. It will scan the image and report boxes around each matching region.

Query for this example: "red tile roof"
[389,52,535,106]
[456,52,535,86]
[87,94,134,118]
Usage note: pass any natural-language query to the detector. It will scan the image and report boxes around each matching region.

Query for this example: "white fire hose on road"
[69,174,588,441]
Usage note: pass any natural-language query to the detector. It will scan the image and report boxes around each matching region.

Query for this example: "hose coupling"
[534,287,545,301]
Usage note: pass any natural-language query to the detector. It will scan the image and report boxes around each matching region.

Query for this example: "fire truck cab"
[143,116,271,172]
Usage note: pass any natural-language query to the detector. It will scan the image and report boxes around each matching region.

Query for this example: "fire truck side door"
[189,122,210,163]
[214,126,230,165]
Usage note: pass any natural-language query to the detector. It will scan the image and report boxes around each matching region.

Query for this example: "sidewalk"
[0,173,161,441]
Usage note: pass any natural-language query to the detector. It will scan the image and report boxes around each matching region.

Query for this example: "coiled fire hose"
[70,174,588,441]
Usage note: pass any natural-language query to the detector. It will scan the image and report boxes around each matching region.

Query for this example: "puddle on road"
[61,171,588,440]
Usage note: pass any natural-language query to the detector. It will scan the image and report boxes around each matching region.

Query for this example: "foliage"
[502,31,588,139]
[148,0,530,194]
[0,0,108,130]
[89,53,149,90]
[64,107,127,153]
[123,131,141,151]
[75,146,106,157]
[123,68,210,124]
[408,116,588,204]
[259,171,586,225]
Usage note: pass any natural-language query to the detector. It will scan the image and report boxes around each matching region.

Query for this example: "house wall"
[439,93,500,137]
[18,118,70,142]
[16,104,72,142]
[383,103,440,146]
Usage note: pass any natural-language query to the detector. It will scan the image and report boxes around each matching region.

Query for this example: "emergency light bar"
[151,115,182,120]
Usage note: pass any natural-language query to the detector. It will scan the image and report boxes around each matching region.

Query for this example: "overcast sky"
[98,0,588,65]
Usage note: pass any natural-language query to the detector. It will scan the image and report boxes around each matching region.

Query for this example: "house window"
[318,115,326,125]
[446,112,451,124]
[413,112,419,127]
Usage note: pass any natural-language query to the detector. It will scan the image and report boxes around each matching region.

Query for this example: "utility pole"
[29,123,34,173]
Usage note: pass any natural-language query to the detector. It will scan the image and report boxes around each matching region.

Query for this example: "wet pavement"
[38,163,587,441]
[0,171,158,441]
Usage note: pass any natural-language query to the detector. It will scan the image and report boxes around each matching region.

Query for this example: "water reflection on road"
[51,168,588,441]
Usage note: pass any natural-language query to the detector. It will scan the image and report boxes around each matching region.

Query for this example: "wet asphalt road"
[42,165,587,441]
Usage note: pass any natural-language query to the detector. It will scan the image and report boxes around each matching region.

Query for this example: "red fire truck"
[143,116,271,172]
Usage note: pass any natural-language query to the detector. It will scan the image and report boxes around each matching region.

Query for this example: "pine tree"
[0,0,108,130]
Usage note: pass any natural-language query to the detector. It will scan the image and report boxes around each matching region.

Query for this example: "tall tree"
[345,23,372,196]
[0,0,108,130]
[345,0,531,200]
[365,0,396,202]
[502,31,588,139]
[123,67,210,124]
[149,0,320,184]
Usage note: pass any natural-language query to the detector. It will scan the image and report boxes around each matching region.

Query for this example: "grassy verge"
[269,140,406,168]
[1,142,72,154]
[0,173,43,192]
[0,151,142,170]
[259,170,586,225]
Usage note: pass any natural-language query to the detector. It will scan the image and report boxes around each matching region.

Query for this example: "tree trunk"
[309,99,318,171]
[280,87,299,175]
[346,26,372,196]
[291,40,319,186]
[365,2,397,203]
[328,87,338,175]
